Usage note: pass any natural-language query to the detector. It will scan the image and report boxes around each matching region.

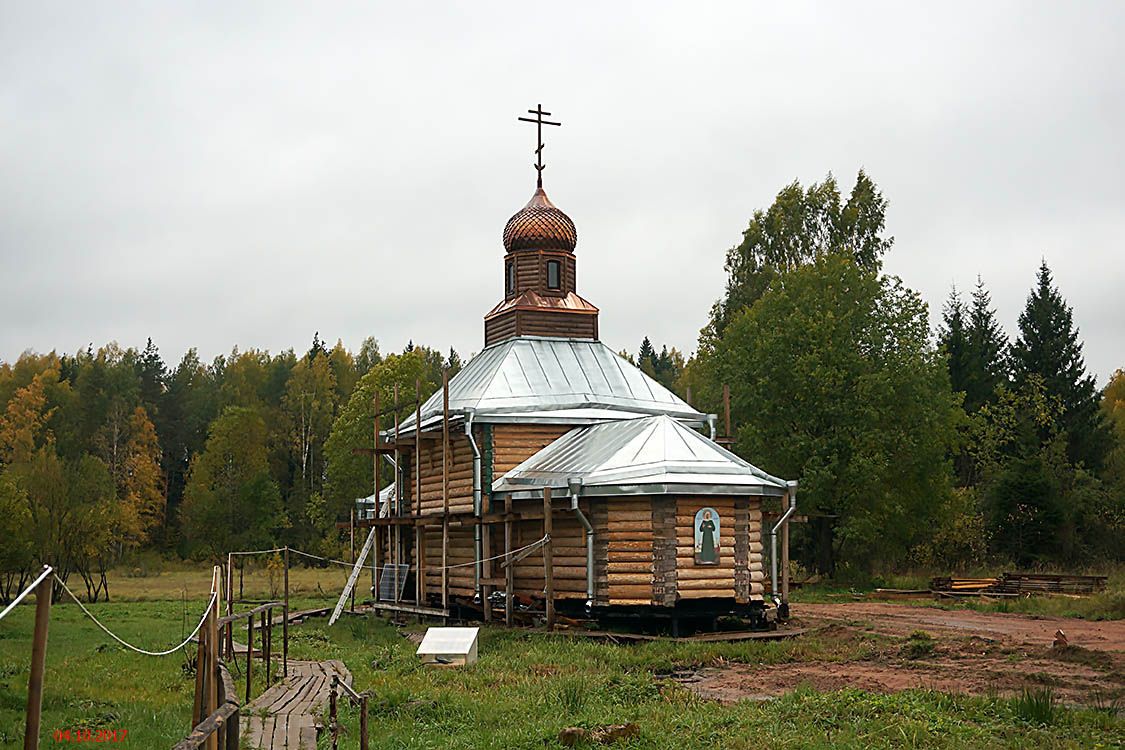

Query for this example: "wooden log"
[608,550,653,562]
[678,589,734,599]
[606,574,653,585]
[678,578,735,590]
[603,510,653,522]
[605,584,653,598]
[607,562,652,573]
[610,541,654,551]
[675,568,737,580]
[607,598,653,606]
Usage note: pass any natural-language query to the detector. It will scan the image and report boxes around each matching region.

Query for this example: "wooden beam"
[441,370,450,609]
[504,494,513,626]
[543,487,554,631]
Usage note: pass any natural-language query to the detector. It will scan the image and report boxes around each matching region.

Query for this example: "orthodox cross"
[518,104,561,188]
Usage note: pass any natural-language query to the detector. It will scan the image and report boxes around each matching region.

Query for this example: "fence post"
[360,693,369,750]
[329,676,338,750]
[263,610,271,686]
[245,612,254,705]
[225,554,233,659]
[22,566,52,750]
[207,566,221,750]
[192,627,206,728]
[283,545,289,678]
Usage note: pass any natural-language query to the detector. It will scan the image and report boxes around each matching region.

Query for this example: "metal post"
[283,546,289,677]
[723,384,731,440]
[23,568,52,750]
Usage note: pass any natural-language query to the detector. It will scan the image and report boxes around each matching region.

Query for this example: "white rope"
[54,574,216,657]
[283,536,550,573]
[229,547,284,557]
[0,565,53,622]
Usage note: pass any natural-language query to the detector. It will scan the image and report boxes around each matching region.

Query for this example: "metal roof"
[492,414,788,497]
[397,336,707,433]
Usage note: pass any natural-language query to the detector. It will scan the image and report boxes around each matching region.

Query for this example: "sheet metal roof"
[397,336,707,433]
[492,415,788,497]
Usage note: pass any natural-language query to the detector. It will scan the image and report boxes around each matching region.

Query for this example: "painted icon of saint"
[694,507,719,564]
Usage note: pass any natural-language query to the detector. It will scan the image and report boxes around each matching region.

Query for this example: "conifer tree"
[938,287,970,404]
[1010,261,1110,471]
[963,278,1009,412]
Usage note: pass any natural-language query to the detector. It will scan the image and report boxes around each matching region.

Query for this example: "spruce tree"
[638,337,657,372]
[938,286,970,404]
[963,277,1009,412]
[1010,261,1110,471]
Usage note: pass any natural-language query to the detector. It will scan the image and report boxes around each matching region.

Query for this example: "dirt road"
[679,602,1125,705]
[796,600,1125,651]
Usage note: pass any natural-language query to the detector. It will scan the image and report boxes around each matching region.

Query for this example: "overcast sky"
[1,2,1122,385]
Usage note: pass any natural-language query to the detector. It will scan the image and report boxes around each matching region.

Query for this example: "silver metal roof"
[492,414,788,497]
[397,336,707,434]
[355,483,395,520]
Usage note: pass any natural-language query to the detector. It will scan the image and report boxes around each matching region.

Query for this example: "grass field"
[1,563,1123,748]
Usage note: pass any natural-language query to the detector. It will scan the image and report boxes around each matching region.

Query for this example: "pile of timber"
[930,573,1108,597]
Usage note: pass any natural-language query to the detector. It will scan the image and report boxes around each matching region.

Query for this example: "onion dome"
[502,188,577,253]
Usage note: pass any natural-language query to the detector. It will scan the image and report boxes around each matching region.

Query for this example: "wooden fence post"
[543,487,554,631]
[245,612,253,705]
[329,676,339,750]
[350,509,356,612]
[207,566,221,750]
[283,545,289,677]
[360,693,369,750]
[22,567,52,750]
[225,554,233,659]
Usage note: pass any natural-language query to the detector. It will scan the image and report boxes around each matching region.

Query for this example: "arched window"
[507,262,515,293]
[547,260,561,290]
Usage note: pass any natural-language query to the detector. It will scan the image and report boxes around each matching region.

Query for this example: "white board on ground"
[416,626,479,666]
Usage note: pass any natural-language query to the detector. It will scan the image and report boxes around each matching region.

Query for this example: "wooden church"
[355,107,796,629]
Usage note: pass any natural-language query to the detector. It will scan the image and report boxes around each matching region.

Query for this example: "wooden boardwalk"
[241,659,351,749]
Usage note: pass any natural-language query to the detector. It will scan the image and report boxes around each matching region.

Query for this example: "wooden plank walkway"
[240,659,351,749]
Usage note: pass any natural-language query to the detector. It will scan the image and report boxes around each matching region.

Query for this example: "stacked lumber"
[993,573,1108,595]
[929,576,999,593]
[930,573,1108,597]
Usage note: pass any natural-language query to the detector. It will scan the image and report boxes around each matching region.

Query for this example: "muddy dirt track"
[797,601,1125,651]
[680,602,1125,705]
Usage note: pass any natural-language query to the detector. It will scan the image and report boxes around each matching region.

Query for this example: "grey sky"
[1,2,1122,384]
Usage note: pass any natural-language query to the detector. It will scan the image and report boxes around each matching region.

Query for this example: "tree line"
[636,170,1123,576]
[0,335,460,601]
[2,170,1121,599]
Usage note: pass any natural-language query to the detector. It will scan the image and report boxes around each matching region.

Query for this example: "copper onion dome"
[502,188,577,253]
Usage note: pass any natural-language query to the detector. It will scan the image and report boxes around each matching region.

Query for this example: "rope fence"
[245,536,550,573]
[52,575,217,657]
[0,565,53,623]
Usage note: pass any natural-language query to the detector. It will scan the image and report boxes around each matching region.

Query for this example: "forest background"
[1,171,1122,602]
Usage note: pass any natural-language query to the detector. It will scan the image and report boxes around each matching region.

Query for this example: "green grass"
[2,585,1123,748]
[297,616,1122,749]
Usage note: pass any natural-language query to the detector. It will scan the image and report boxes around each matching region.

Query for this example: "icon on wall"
[694,507,719,565]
